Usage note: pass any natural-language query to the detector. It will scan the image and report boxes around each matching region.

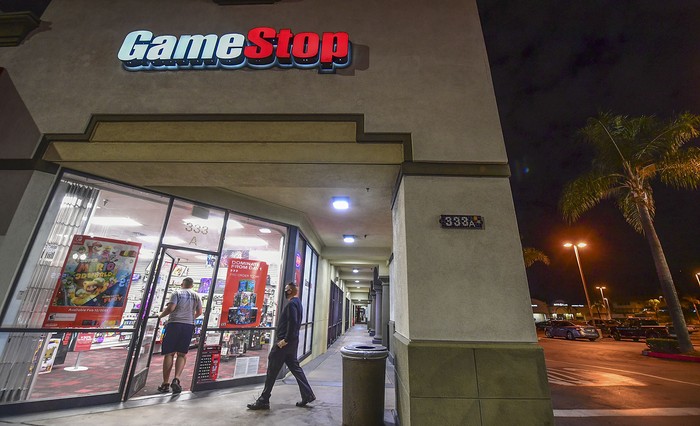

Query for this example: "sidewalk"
[0,325,396,426]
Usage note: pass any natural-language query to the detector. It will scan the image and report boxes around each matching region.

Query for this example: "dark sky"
[476,1,700,305]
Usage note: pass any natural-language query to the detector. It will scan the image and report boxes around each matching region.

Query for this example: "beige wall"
[0,0,505,164]
[399,175,534,342]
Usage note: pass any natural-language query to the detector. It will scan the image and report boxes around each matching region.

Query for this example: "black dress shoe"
[247,399,270,410]
[296,394,316,407]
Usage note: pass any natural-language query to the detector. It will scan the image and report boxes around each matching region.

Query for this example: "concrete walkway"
[0,325,396,426]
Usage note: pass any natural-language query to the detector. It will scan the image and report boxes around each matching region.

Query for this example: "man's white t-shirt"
[167,288,202,324]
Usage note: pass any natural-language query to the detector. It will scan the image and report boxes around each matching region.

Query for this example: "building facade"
[0,1,553,424]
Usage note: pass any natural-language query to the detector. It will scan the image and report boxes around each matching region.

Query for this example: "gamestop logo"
[118,27,351,74]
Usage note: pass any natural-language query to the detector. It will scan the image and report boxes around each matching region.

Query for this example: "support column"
[391,175,553,426]
[372,275,383,344]
[368,289,376,336]
[380,276,390,349]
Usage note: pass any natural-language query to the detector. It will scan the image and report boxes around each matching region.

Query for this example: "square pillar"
[391,174,553,425]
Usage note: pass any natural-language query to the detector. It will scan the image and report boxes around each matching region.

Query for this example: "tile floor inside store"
[30,344,270,400]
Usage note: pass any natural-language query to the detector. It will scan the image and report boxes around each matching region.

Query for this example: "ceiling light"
[138,249,155,260]
[90,217,142,227]
[352,268,359,273]
[355,280,360,283]
[332,197,350,210]
[227,219,244,230]
[356,286,360,289]
[137,235,186,245]
[259,228,272,234]
[343,235,355,243]
[226,237,268,247]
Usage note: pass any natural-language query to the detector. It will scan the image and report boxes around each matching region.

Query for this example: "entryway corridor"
[0,325,397,426]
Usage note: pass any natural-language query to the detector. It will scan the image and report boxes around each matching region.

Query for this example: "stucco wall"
[0,0,505,163]
[401,175,535,342]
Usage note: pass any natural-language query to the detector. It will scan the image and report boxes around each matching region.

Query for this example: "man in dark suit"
[247,282,316,410]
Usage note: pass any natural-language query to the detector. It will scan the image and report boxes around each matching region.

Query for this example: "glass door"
[125,247,218,398]
[125,248,174,398]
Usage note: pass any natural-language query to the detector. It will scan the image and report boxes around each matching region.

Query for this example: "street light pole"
[564,242,594,320]
[596,286,610,320]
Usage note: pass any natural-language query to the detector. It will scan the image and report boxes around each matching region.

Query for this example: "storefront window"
[0,171,291,407]
[0,172,169,404]
[192,212,286,385]
[2,173,170,329]
[294,235,318,358]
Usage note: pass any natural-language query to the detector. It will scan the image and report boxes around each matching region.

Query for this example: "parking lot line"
[554,408,700,417]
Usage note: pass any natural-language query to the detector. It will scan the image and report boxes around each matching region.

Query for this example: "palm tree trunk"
[637,203,695,353]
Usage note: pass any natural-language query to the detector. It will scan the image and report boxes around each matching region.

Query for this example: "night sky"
[476,1,700,305]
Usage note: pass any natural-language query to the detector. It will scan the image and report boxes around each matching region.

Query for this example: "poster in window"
[219,258,268,328]
[43,235,141,328]
[38,337,61,374]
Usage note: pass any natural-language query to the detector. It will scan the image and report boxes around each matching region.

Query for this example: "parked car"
[544,320,600,341]
[586,319,621,337]
[665,322,698,338]
[608,318,669,341]
[535,320,552,330]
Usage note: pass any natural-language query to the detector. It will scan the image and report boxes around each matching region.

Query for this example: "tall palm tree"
[523,247,550,268]
[560,112,700,354]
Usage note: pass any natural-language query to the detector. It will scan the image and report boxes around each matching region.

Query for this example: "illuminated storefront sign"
[117,27,351,73]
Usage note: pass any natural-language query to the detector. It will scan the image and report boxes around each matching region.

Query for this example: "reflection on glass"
[163,200,225,252]
[3,174,169,329]
[133,319,158,374]
[305,324,313,355]
[297,326,307,358]
[0,331,132,403]
[308,252,318,325]
[196,329,272,383]
[302,245,313,323]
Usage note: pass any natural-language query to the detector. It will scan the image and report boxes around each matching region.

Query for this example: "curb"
[642,350,700,362]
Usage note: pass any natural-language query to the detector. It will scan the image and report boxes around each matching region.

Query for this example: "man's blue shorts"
[161,322,195,355]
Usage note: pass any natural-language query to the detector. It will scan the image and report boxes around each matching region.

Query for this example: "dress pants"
[260,339,314,401]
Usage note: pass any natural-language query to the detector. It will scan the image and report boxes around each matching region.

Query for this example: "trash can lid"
[341,343,389,360]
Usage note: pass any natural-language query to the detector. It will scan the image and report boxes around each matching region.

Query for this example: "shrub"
[646,338,680,354]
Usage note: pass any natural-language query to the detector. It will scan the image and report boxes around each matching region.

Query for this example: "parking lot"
[539,330,700,425]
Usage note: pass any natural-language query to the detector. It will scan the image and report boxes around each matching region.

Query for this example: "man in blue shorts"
[157,277,202,393]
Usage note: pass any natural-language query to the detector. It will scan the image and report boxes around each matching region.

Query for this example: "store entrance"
[125,246,216,398]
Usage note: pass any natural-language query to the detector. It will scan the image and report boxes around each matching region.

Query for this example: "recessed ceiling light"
[352,268,359,273]
[332,197,350,210]
[355,280,360,283]
[343,235,355,243]
[226,237,268,247]
[137,235,186,245]
[259,228,272,234]
[90,217,142,227]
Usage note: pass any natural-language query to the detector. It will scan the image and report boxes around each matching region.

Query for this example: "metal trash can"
[341,343,389,426]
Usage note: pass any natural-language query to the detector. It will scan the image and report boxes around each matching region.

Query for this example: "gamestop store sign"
[118,27,351,73]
